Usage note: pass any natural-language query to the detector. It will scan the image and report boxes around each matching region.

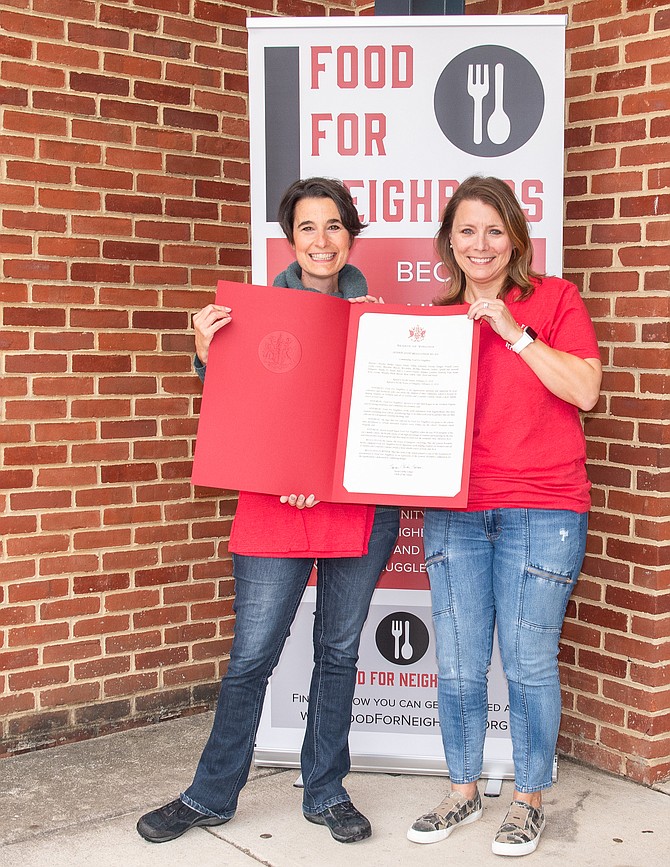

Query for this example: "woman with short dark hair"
[137,178,398,847]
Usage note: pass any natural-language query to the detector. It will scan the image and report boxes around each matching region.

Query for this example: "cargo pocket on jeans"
[519,566,576,633]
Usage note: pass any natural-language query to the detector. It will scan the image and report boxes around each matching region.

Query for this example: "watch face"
[525,326,538,340]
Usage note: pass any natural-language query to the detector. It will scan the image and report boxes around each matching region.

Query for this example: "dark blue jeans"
[181,506,399,818]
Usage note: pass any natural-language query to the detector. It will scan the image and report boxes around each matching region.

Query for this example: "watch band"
[508,325,537,354]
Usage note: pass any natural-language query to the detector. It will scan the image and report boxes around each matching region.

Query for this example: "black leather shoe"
[137,798,230,843]
[304,800,372,843]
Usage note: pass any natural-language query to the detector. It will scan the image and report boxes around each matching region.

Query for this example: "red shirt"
[465,276,599,513]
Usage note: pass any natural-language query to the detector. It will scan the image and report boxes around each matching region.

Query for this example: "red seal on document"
[258,330,302,373]
[408,325,426,342]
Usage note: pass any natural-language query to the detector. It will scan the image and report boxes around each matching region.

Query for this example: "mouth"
[309,252,337,262]
[469,256,495,265]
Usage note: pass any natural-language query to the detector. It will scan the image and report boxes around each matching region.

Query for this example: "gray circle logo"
[434,45,545,157]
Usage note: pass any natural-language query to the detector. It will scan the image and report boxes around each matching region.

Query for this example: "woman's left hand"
[348,295,384,304]
[467,296,602,411]
[280,493,320,509]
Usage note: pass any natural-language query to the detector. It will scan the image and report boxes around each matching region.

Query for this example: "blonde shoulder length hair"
[433,176,544,306]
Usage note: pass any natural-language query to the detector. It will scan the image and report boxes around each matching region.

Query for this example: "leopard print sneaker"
[407,789,483,844]
[491,799,545,856]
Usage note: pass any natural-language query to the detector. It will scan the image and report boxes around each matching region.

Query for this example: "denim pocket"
[520,511,587,633]
[519,567,577,633]
[425,553,452,616]
[527,565,573,584]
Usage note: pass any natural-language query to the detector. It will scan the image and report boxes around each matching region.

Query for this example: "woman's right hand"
[280,493,320,509]
[193,304,232,365]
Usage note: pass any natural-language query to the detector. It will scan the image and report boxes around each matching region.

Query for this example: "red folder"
[191,280,479,507]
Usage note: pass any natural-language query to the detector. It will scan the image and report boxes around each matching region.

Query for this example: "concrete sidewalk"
[1,712,668,866]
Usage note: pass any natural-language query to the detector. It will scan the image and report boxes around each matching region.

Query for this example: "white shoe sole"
[406,807,483,844]
[491,818,545,857]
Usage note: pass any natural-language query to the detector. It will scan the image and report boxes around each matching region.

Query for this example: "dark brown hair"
[277,177,366,244]
[434,175,543,306]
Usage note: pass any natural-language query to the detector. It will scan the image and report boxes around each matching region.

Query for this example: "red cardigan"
[229,491,375,558]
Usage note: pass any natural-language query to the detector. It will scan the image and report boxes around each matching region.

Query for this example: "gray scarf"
[272,260,368,299]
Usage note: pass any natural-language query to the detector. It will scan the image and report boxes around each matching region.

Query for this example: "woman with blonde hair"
[407,176,601,857]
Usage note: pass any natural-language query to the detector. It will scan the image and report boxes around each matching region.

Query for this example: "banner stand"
[248,14,567,780]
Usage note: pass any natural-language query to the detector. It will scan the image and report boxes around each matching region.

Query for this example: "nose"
[474,231,489,250]
[313,230,328,247]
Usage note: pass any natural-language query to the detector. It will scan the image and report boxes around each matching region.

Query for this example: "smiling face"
[449,198,514,299]
[291,196,352,294]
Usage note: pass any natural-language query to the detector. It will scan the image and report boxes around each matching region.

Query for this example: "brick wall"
[0,0,359,754]
[486,0,669,786]
[1,0,669,786]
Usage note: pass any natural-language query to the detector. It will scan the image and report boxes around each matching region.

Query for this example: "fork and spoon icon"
[391,619,413,661]
[467,62,511,146]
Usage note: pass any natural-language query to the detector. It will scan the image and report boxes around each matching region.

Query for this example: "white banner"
[248,15,566,777]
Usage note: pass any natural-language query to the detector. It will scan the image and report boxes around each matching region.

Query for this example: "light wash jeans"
[424,508,587,793]
[181,506,399,818]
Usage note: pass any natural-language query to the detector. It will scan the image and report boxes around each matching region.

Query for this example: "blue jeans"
[181,506,399,818]
[424,508,587,793]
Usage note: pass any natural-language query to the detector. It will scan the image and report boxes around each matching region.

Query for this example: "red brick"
[68,22,129,50]
[105,193,162,215]
[9,665,70,691]
[73,615,130,637]
[104,589,160,612]
[0,692,35,716]
[626,35,670,63]
[558,711,598,742]
[163,662,216,686]
[134,81,191,105]
[0,648,39,670]
[591,172,643,194]
[74,656,131,679]
[596,66,647,92]
[559,620,602,648]
[32,90,96,116]
[163,107,218,132]
[630,661,670,688]
[606,584,670,614]
[41,597,100,620]
[9,622,70,647]
[105,630,162,654]
[39,553,100,577]
[103,672,158,697]
[2,10,65,39]
[606,633,668,663]
[41,682,100,707]
[623,89,670,116]
[133,605,188,629]
[99,4,159,32]
[0,34,32,60]
[43,640,102,664]
[622,148,670,171]
[76,167,133,190]
[576,694,626,726]
[4,109,67,135]
[135,647,190,670]
[37,41,99,69]
[39,188,100,210]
